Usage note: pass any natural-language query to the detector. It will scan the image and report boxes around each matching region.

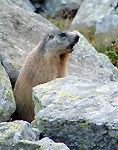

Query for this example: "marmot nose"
[74,35,79,43]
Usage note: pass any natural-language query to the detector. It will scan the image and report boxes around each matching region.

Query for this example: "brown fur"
[13,31,79,122]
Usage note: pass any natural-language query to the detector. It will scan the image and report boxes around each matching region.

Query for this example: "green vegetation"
[105,41,118,68]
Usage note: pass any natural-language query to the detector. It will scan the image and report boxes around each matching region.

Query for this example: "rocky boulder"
[70,0,118,51]
[32,75,118,150]
[38,137,70,150]
[94,15,118,52]
[0,0,58,87]
[0,63,16,122]
[10,0,36,12]
[0,120,70,150]
[68,31,118,83]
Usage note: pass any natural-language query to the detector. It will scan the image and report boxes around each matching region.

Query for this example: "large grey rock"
[0,121,70,150]
[41,0,82,18]
[0,120,37,149]
[33,75,118,150]
[68,31,118,83]
[0,63,16,122]
[70,0,118,45]
[38,137,70,150]
[94,15,118,52]
[10,0,36,12]
[0,0,58,87]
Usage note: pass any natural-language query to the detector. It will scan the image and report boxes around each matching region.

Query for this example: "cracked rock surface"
[33,75,118,150]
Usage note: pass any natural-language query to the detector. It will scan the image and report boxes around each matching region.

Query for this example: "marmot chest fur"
[13,30,79,122]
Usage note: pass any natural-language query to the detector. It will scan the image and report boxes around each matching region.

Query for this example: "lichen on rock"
[0,63,16,122]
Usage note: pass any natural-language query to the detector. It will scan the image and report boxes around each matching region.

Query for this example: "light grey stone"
[68,31,118,83]
[71,0,115,27]
[0,63,16,122]
[38,137,70,150]
[33,75,118,150]
[0,121,70,150]
[70,0,118,48]
[10,0,36,12]
[94,15,118,52]
[0,0,58,87]
[95,15,118,34]
[0,120,37,149]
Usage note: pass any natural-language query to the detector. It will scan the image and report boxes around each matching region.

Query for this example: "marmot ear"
[48,34,54,39]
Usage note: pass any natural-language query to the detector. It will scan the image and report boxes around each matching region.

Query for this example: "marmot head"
[39,31,79,57]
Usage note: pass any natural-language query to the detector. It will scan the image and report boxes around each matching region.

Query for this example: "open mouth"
[67,35,79,53]
[67,43,75,53]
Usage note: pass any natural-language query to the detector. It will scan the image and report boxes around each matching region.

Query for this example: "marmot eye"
[59,32,67,37]
[49,35,54,39]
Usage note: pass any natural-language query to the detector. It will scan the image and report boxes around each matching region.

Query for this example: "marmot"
[13,30,79,122]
